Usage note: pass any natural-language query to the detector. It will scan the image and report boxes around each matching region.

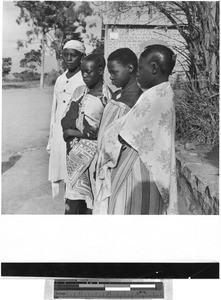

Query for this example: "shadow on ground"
[2,155,22,174]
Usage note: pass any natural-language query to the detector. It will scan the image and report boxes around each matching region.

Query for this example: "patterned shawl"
[66,83,112,191]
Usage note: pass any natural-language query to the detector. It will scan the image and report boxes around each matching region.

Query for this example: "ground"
[2,86,65,214]
[2,84,216,214]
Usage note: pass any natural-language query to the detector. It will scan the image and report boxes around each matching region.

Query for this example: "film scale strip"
[54,279,164,299]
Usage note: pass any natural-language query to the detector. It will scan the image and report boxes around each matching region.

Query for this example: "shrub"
[2,57,12,76]
[12,71,40,81]
[175,80,219,146]
[44,69,61,86]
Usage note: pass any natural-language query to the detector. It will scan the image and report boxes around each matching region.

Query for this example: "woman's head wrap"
[63,40,85,54]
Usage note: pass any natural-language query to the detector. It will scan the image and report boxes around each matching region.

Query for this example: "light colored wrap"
[93,100,130,214]
[63,40,85,53]
[47,71,84,198]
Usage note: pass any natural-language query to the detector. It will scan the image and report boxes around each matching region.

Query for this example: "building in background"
[101,8,186,88]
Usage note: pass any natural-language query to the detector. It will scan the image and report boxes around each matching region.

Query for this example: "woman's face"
[107,60,131,88]
[81,60,103,88]
[62,49,82,72]
[137,56,154,90]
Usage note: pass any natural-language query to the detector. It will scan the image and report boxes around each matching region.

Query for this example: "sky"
[2,0,102,73]
[2,0,43,73]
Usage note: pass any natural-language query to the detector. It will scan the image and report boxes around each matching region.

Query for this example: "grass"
[2,80,41,89]
[174,81,219,146]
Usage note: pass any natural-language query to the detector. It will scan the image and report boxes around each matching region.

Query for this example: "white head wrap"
[63,40,85,54]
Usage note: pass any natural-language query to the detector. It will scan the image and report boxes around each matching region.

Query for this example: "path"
[2,87,65,214]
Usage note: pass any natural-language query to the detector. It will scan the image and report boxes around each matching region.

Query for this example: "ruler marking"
[54,280,164,299]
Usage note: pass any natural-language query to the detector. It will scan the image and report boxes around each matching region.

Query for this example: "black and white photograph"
[1,1,219,215]
[0,1,220,300]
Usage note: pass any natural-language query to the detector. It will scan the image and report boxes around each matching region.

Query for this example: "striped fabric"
[93,100,130,214]
[97,100,130,153]
[109,145,163,215]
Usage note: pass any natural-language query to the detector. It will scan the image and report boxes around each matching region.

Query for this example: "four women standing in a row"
[47,39,178,215]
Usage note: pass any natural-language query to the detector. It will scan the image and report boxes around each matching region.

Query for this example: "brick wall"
[104,26,186,88]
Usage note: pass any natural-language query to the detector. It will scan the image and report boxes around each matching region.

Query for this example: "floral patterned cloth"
[95,82,178,214]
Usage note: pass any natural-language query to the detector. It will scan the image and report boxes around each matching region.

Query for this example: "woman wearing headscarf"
[47,40,85,198]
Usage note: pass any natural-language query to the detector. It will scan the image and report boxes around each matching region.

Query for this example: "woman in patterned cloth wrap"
[95,44,178,215]
[61,54,113,214]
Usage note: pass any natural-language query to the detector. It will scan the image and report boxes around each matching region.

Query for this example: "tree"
[87,33,104,55]
[95,1,219,94]
[94,1,219,145]
[49,1,93,71]
[20,49,41,72]
[150,1,219,95]
[2,57,12,76]
[15,1,58,88]
[15,1,93,88]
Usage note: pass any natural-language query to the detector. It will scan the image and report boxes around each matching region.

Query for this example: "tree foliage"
[150,2,219,94]
[96,1,219,92]
[15,1,93,59]
[20,49,41,72]
[2,57,12,76]
[87,33,104,56]
[94,1,219,145]
[15,1,93,86]
[48,1,93,63]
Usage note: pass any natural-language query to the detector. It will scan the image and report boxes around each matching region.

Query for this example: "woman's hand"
[84,125,99,140]
[83,118,99,140]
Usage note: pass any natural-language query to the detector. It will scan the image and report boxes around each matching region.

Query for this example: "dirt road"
[2,87,65,214]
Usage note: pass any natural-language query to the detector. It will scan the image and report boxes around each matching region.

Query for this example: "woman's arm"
[63,127,98,141]
[63,128,84,141]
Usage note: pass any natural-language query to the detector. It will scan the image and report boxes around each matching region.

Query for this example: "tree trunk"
[183,2,219,95]
[57,58,61,72]
[40,30,45,89]
[193,2,218,94]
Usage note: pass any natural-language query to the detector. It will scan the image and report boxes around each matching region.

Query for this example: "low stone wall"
[176,153,219,215]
